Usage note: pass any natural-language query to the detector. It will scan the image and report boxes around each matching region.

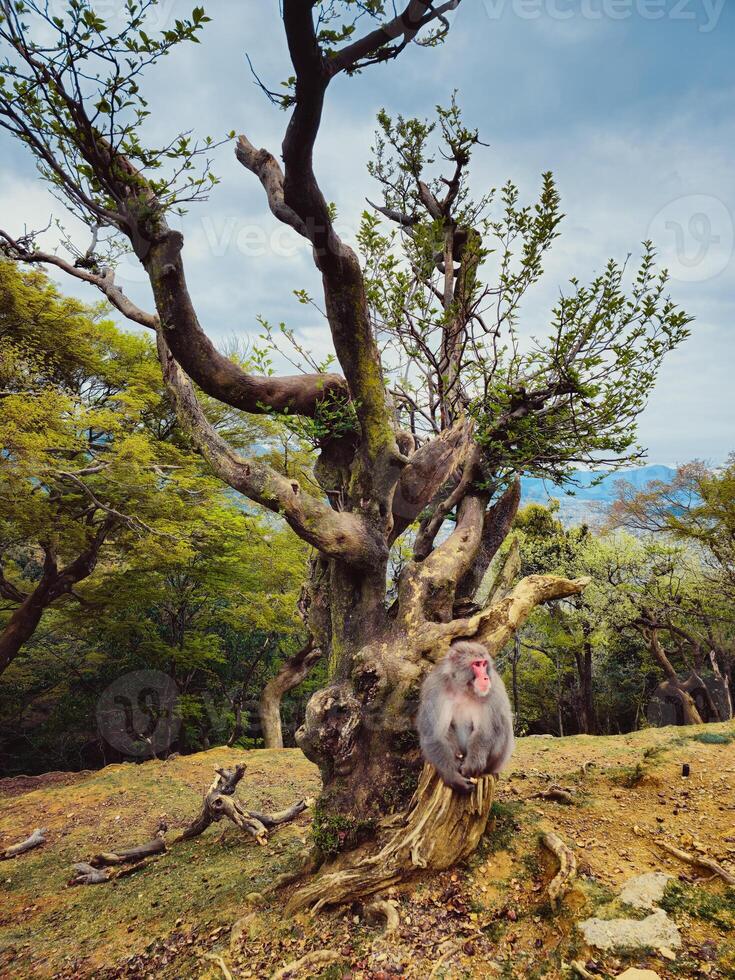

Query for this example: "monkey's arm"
[486,727,515,775]
[460,727,495,777]
[417,689,474,794]
[421,733,476,793]
[461,690,515,777]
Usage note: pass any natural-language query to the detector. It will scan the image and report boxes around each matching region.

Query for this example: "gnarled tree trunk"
[289,519,588,907]
[642,623,704,725]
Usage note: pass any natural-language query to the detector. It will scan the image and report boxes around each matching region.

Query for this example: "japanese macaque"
[417,641,514,793]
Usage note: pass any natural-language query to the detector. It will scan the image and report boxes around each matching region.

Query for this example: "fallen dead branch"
[429,939,460,978]
[89,836,166,867]
[570,961,596,979]
[201,951,234,980]
[529,786,575,805]
[270,949,342,979]
[541,831,577,910]
[177,764,309,845]
[69,862,110,885]
[70,762,309,884]
[0,827,47,860]
[655,840,735,885]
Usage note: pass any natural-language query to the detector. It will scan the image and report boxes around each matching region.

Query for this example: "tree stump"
[286,765,495,913]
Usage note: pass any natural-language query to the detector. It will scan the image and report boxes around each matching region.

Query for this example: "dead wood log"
[69,862,110,885]
[0,827,47,860]
[89,836,166,867]
[541,831,577,910]
[655,840,735,885]
[529,786,575,805]
[177,764,309,845]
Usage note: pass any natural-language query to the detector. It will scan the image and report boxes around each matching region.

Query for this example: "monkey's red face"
[471,658,491,696]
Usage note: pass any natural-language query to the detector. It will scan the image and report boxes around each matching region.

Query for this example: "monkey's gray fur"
[417,640,515,793]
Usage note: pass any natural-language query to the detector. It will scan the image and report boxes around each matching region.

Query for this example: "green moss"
[660,880,735,931]
[312,802,376,858]
[693,731,734,745]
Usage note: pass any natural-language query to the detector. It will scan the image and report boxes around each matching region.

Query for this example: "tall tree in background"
[0,260,221,675]
[610,462,735,720]
[0,2,691,904]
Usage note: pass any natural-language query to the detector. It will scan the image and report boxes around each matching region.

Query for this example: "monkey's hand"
[445,772,476,794]
[459,757,487,778]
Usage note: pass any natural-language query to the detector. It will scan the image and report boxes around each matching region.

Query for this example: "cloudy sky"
[1,0,733,466]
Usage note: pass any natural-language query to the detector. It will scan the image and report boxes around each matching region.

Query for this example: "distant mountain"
[520,465,676,525]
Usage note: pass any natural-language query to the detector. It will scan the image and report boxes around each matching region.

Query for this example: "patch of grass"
[520,851,542,878]
[311,803,375,858]
[480,918,507,942]
[317,965,349,979]
[661,880,735,931]
[0,748,321,978]
[693,731,734,745]
[485,800,522,853]
[609,761,646,788]
[577,877,618,916]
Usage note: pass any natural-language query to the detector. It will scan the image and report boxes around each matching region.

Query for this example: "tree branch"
[0,230,157,330]
[327,1,462,75]
[156,332,384,568]
[390,420,474,542]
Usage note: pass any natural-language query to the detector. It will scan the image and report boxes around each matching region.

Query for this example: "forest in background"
[2,259,732,777]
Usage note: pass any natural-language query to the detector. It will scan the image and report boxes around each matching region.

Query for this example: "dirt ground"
[1,723,734,979]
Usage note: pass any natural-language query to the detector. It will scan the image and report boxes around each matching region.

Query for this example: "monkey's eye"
[471,660,486,669]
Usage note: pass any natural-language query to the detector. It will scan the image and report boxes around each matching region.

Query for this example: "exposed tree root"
[541,831,577,910]
[655,839,735,885]
[286,765,495,914]
[0,827,47,860]
[364,898,400,933]
[177,764,309,846]
[270,950,342,979]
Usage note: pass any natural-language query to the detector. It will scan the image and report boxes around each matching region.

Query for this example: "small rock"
[618,872,673,911]
[577,909,681,953]
[615,970,662,980]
